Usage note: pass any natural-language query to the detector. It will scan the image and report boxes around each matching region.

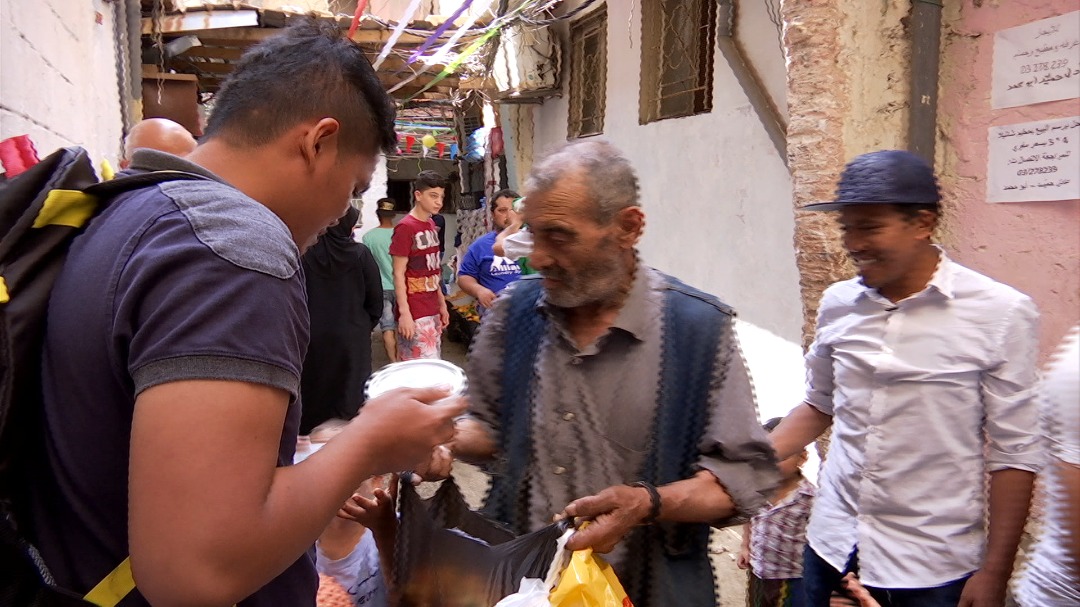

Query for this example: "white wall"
[355,156,390,236]
[525,0,802,343]
[0,0,124,173]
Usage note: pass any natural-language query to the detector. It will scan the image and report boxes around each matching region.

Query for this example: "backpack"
[0,146,206,606]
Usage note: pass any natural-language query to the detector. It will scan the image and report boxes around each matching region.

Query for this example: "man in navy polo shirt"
[457,189,523,314]
[29,19,463,607]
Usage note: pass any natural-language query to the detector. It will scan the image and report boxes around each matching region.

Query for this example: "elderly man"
[451,140,778,606]
[119,118,197,168]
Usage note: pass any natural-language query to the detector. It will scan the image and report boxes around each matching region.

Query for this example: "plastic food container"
[365,359,468,400]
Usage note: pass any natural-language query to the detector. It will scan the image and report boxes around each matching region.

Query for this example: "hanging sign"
[992,11,1080,109]
[987,116,1080,203]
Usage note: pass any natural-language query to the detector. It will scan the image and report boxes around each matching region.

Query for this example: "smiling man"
[769,150,1041,607]
[450,140,779,607]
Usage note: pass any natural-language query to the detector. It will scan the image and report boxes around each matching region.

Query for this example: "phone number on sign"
[1016,166,1058,176]
[1019,59,1070,74]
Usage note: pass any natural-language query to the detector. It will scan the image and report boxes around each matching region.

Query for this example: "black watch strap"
[627,480,662,526]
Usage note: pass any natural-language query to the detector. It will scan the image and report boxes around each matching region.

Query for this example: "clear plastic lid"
[365,359,468,400]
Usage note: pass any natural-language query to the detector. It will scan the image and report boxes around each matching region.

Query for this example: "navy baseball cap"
[802,150,941,211]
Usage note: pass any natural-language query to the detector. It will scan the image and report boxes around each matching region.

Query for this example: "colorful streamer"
[347,0,369,39]
[395,0,543,100]
[423,0,497,67]
[372,0,424,70]
[407,0,475,64]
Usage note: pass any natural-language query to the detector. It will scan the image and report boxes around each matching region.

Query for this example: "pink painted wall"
[938,2,1080,359]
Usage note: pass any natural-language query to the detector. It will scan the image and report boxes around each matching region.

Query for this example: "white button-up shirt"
[804,252,1041,588]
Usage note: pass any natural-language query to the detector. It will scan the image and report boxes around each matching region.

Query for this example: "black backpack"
[0,147,205,606]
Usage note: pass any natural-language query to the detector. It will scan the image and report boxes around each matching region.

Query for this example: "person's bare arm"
[958,468,1036,607]
[458,274,496,309]
[318,516,367,562]
[562,470,735,553]
[129,382,463,607]
[437,286,449,329]
[737,521,752,570]
[493,213,523,257]
[769,402,833,461]
[449,417,497,465]
[392,256,414,339]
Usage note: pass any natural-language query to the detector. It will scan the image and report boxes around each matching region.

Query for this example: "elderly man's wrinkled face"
[523,175,633,308]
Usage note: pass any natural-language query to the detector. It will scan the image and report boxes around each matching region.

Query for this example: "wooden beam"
[459,76,495,91]
[179,46,246,60]
[176,27,281,42]
[374,54,448,74]
[142,10,258,35]
[379,72,458,90]
[177,60,234,75]
[349,28,481,46]
[141,66,199,82]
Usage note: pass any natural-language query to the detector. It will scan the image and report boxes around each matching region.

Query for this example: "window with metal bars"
[639,0,717,124]
[567,6,607,139]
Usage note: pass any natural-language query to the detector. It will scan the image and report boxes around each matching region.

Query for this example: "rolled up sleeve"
[804,291,840,416]
[695,322,780,521]
[984,297,1042,473]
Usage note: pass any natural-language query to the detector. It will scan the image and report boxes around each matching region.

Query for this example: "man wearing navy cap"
[769,150,1041,607]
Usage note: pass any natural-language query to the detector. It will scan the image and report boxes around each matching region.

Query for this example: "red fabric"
[0,135,40,177]
[390,214,442,319]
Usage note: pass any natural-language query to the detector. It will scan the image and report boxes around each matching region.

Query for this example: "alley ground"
[369,335,749,606]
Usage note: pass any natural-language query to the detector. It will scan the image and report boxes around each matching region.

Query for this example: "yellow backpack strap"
[33,189,98,229]
[83,557,135,607]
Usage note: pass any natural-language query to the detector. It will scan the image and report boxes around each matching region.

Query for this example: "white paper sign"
[992,11,1080,109]
[987,116,1080,203]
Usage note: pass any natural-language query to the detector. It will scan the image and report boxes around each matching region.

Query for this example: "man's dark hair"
[204,19,396,155]
[414,170,448,193]
[490,189,519,206]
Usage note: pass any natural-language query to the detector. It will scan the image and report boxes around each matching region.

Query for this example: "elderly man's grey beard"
[542,249,632,309]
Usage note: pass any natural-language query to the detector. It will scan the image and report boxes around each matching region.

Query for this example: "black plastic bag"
[395,476,568,607]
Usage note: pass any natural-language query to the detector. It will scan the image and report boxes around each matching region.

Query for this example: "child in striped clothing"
[738,417,815,607]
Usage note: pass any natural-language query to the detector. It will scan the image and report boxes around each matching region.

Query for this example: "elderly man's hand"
[560,484,654,553]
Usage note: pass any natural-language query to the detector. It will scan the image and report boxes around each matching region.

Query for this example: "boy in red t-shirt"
[390,171,449,360]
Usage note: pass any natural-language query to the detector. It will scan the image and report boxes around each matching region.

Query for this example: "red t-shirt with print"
[390,214,441,319]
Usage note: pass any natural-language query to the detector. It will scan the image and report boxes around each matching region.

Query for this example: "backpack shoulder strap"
[83,170,211,198]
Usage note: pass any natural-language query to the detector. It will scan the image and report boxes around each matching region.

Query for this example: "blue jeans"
[802,545,970,607]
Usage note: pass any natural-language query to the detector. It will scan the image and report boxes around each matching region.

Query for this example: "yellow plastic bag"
[549,547,633,607]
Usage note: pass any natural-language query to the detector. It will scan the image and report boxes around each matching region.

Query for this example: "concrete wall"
[525,0,802,342]
[938,1,1080,357]
[0,0,124,172]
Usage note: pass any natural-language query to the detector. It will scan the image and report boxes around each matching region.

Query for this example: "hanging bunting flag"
[347,0,370,39]
[407,0,475,64]
[372,0,424,70]
[405,134,416,154]
[396,0,540,100]
[425,0,497,66]
[437,142,446,158]
[450,143,459,160]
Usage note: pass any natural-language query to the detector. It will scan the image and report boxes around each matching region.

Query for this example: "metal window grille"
[639,0,717,124]
[568,7,607,138]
